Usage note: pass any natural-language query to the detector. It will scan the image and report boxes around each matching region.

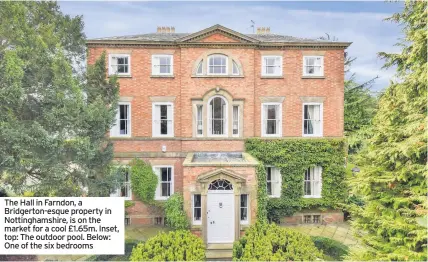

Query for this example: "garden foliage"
[245,138,347,222]
[311,236,349,260]
[164,193,190,230]
[129,159,158,203]
[233,222,322,261]
[130,230,205,261]
[349,1,427,260]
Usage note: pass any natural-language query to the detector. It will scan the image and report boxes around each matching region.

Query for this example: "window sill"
[302,135,323,138]
[240,222,250,227]
[109,74,132,78]
[303,196,321,199]
[110,135,132,138]
[261,76,284,79]
[191,75,244,78]
[268,195,281,198]
[191,224,202,230]
[302,76,325,79]
[151,75,175,78]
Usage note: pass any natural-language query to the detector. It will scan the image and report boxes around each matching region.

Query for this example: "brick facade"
[87,25,350,237]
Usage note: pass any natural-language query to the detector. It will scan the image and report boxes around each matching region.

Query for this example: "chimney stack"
[256,27,271,34]
[157,26,175,33]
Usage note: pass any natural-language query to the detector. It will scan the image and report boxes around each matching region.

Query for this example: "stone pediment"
[197,168,246,183]
[178,24,259,43]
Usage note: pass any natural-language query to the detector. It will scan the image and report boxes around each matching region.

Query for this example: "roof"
[87,24,351,47]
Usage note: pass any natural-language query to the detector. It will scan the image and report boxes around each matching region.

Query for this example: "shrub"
[129,159,157,203]
[233,222,322,261]
[311,236,349,261]
[164,193,189,229]
[130,230,205,261]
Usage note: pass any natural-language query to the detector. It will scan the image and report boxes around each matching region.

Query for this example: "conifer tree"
[349,1,427,260]
[0,1,119,196]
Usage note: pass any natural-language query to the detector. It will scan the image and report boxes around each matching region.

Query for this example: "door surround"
[197,168,246,244]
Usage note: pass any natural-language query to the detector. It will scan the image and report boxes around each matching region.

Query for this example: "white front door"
[207,191,235,243]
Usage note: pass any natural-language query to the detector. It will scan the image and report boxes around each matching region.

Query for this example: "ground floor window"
[304,166,322,198]
[193,194,202,225]
[240,194,248,224]
[153,166,174,200]
[110,167,132,200]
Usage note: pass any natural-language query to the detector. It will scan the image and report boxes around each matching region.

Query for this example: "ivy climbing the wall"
[245,138,347,223]
[129,159,158,204]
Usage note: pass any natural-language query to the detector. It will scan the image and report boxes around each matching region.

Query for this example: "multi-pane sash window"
[303,56,324,76]
[109,54,130,75]
[208,55,227,75]
[262,56,282,76]
[304,166,322,198]
[110,167,132,200]
[111,103,131,137]
[262,103,281,137]
[266,167,281,198]
[193,194,202,225]
[233,105,239,136]
[240,194,249,224]
[152,103,173,137]
[303,103,322,136]
[153,166,173,200]
[196,105,203,136]
[208,97,227,136]
[152,55,173,75]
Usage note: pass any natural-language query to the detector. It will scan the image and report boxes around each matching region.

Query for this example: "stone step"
[206,249,233,260]
[206,243,233,250]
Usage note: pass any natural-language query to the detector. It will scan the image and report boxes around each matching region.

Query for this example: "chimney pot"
[266,27,270,33]
[171,27,175,33]
[157,26,161,33]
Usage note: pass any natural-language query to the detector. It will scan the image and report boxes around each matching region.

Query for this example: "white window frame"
[232,60,240,76]
[261,103,282,137]
[152,102,174,137]
[240,194,249,224]
[196,60,204,75]
[108,54,131,76]
[207,54,228,76]
[207,96,228,137]
[266,166,281,198]
[196,105,203,137]
[110,102,131,138]
[153,165,174,200]
[261,55,283,77]
[232,105,240,137]
[303,166,322,198]
[152,54,173,76]
[110,166,132,200]
[302,102,323,137]
[303,56,324,77]
[192,194,202,225]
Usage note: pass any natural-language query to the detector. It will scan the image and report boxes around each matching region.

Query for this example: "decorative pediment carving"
[197,168,246,183]
[177,24,259,43]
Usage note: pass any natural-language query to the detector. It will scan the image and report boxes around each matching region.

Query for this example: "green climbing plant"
[245,138,347,222]
[129,159,158,204]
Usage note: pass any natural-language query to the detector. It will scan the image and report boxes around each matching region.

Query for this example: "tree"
[0,1,119,196]
[349,1,427,260]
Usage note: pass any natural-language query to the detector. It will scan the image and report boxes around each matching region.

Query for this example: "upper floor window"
[196,105,203,136]
[208,55,228,75]
[261,103,282,137]
[196,60,203,75]
[110,167,132,200]
[152,102,174,137]
[232,105,239,137]
[262,56,282,76]
[153,166,174,200]
[232,61,240,75]
[303,103,322,137]
[303,56,324,77]
[208,96,227,136]
[266,166,281,198]
[304,166,322,198]
[109,54,130,76]
[152,55,173,76]
[111,102,131,137]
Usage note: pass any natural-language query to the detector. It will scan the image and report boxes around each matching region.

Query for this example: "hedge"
[312,236,349,261]
[130,230,205,261]
[233,222,322,261]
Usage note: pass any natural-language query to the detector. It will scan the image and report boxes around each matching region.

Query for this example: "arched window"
[196,60,203,75]
[207,55,227,75]
[208,179,233,190]
[208,96,227,136]
[232,60,240,75]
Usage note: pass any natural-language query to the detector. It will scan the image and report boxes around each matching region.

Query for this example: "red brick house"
[87,24,351,245]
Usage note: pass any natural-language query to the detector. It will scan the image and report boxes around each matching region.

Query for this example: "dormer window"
[208,55,228,75]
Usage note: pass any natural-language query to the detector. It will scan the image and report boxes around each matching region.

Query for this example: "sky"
[59,1,404,92]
